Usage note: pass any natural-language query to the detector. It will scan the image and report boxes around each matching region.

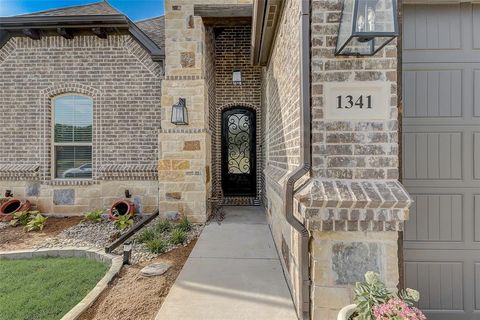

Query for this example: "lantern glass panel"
[337,0,355,54]
[171,98,188,125]
[336,0,397,56]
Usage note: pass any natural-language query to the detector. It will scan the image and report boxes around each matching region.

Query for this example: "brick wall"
[260,0,303,313]
[0,34,162,215]
[214,26,261,107]
[0,34,162,180]
[310,0,399,181]
[211,25,263,204]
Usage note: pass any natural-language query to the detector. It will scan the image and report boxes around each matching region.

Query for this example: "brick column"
[298,0,412,318]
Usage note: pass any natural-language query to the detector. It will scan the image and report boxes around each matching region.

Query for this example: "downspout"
[284,0,311,319]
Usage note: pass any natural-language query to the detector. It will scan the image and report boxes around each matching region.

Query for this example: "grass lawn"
[0,256,108,320]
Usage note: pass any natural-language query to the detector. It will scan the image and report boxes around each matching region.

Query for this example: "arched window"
[53,95,93,179]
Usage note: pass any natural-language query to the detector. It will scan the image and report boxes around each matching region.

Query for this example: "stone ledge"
[295,179,412,231]
[296,179,412,210]
[0,247,122,320]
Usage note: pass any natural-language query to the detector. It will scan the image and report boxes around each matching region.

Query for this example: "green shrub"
[137,228,156,243]
[155,220,172,233]
[170,229,187,245]
[353,272,421,320]
[114,215,133,230]
[176,216,192,232]
[146,238,167,254]
[25,214,48,232]
[84,209,103,223]
[9,211,37,227]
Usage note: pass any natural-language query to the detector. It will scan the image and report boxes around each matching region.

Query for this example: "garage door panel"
[405,194,463,242]
[476,264,480,309]
[403,132,462,180]
[405,261,464,310]
[403,4,461,50]
[474,70,480,117]
[404,5,479,318]
[403,69,462,118]
[473,195,480,242]
[473,5,480,49]
[474,133,480,179]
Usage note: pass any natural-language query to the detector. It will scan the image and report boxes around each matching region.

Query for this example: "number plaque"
[324,82,390,120]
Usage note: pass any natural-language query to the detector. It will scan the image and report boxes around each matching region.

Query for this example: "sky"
[0,0,165,21]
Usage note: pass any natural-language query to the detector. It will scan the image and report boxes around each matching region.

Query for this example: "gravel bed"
[0,222,9,230]
[35,216,203,264]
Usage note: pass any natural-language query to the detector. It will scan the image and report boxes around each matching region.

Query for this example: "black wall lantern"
[171,98,188,125]
[335,0,398,56]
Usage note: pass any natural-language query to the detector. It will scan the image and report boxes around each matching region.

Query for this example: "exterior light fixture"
[232,69,242,85]
[171,98,188,125]
[123,241,132,265]
[335,0,398,56]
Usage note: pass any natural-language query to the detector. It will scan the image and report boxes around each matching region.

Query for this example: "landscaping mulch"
[79,239,197,320]
[0,217,83,251]
[36,216,203,263]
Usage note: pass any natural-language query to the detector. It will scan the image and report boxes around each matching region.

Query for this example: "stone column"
[159,1,211,222]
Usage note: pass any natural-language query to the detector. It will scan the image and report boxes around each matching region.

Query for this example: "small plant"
[176,216,192,232]
[146,238,167,254]
[353,272,424,320]
[25,214,48,232]
[137,228,156,243]
[9,211,36,227]
[155,219,172,233]
[84,209,103,223]
[114,215,133,230]
[170,229,187,245]
[372,298,426,320]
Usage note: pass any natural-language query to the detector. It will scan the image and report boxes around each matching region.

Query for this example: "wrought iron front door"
[221,108,256,197]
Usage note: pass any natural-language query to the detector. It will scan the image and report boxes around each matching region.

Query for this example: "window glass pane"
[227,113,251,174]
[54,96,75,143]
[55,146,92,179]
[74,96,93,142]
[54,95,92,143]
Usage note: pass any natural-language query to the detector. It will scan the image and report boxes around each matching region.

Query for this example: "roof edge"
[0,14,164,60]
[251,0,284,66]
[13,1,106,17]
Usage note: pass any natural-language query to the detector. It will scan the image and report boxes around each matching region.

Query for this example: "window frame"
[51,94,93,181]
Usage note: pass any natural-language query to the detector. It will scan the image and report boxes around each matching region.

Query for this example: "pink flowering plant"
[372,298,426,320]
[352,271,426,320]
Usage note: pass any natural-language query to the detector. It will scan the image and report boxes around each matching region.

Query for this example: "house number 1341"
[336,95,372,109]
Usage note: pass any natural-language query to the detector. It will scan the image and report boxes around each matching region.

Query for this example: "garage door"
[403,3,480,319]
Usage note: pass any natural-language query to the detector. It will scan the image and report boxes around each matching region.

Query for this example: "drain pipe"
[284,1,311,319]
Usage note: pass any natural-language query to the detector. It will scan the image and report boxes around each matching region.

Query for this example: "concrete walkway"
[155,206,298,320]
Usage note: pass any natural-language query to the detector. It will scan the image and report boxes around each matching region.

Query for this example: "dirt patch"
[80,239,196,320]
[0,217,82,251]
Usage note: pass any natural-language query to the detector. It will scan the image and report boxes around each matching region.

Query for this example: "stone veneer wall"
[0,34,162,215]
[211,25,263,205]
[261,0,304,314]
[293,0,412,318]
